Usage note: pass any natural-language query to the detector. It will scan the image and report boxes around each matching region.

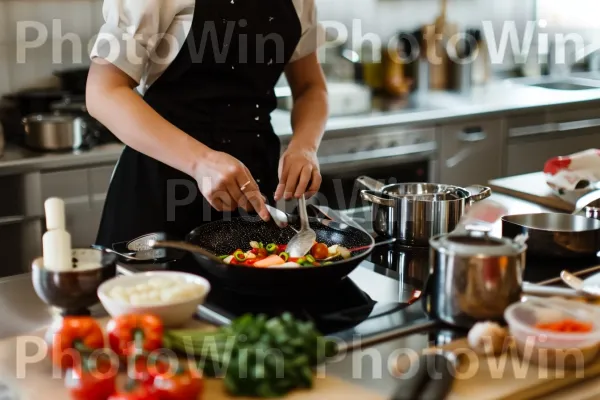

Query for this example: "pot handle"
[464,185,492,202]
[149,240,224,263]
[356,176,385,191]
[360,190,395,207]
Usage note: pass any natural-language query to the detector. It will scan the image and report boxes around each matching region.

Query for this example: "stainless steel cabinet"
[438,118,505,186]
[506,107,600,176]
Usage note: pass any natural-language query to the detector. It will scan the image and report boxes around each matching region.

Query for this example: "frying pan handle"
[360,190,395,207]
[464,185,492,203]
[356,176,385,191]
[149,240,223,263]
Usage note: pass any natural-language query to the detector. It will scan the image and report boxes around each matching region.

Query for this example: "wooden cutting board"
[488,172,574,212]
[394,338,600,400]
[0,319,384,400]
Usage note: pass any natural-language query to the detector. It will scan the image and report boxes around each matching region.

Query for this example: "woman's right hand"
[195,151,270,221]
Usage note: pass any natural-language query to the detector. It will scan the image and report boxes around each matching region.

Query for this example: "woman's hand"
[195,151,270,220]
[275,141,322,200]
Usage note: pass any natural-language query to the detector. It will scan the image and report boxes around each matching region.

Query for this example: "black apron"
[95,0,302,247]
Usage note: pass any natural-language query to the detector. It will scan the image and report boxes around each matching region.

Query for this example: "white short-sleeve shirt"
[90,0,323,95]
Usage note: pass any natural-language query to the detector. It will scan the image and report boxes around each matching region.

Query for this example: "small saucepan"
[502,213,600,259]
[357,176,491,246]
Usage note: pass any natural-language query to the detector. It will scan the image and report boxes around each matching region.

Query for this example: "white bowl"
[97,271,211,328]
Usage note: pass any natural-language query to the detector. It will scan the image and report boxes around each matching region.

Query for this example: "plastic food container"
[504,298,600,369]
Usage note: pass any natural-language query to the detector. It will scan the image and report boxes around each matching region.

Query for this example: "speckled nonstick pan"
[174,214,374,294]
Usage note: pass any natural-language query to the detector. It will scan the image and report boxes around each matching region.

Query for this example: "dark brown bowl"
[31,249,117,316]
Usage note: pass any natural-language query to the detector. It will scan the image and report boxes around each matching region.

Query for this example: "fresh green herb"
[219,255,229,260]
[165,312,337,398]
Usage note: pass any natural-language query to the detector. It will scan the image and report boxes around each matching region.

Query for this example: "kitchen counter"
[2,193,600,398]
[2,78,600,177]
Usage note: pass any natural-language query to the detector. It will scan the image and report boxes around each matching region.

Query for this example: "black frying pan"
[152,214,375,294]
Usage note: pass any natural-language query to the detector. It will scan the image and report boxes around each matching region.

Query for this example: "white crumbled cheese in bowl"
[98,272,211,328]
[107,277,206,305]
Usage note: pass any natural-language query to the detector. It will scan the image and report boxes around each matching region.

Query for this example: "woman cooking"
[87,0,328,247]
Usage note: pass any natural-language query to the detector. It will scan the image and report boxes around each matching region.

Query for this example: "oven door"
[312,142,438,210]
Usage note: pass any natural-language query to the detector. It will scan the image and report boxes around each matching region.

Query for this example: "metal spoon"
[91,245,147,261]
[285,194,317,258]
[561,270,600,297]
[265,204,289,229]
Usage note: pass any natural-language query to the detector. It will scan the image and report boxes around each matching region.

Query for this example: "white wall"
[0,0,535,98]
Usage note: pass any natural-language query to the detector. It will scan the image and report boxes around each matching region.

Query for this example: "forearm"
[87,86,209,177]
[288,85,328,151]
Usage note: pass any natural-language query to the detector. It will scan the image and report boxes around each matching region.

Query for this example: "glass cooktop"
[119,206,600,351]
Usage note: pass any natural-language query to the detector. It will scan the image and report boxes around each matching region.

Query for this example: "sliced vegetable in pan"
[219,241,353,268]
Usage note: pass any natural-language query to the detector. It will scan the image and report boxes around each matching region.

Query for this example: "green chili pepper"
[219,255,229,260]
[280,252,289,262]
[296,257,306,265]
[233,250,246,262]
[305,254,316,264]
[258,242,265,249]
[266,243,278,254]
[323,261,333,265]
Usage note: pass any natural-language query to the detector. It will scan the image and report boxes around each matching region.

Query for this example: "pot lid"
[430,225,527,256]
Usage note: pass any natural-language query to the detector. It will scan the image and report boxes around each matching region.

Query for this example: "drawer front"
[439,118,505,186]
[89,165,115,196]
[506,132,600,176]
[0,173,42,219]
[41,169,89,201]
[0,218,43,277]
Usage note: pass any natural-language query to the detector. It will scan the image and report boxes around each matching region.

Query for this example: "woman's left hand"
[275,141,322,200]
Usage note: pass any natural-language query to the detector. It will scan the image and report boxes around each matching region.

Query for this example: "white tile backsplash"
[0,0,534,97]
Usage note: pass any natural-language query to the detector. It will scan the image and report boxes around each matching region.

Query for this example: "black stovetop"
[120,207,600,350]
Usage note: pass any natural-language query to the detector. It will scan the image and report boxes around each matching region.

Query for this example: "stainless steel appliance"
[22,114,88,151]
[305,125,438,210]
[357,177,491,246]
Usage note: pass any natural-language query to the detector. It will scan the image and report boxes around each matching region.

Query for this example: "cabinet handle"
[458,127,487,143]
[0,215,43,226]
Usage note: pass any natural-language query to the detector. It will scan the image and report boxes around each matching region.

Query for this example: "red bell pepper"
[107,314,163,358]
[153,365,204,400]
[47,317,105,370]
[65,358,117,400]
[108,380,160,400]
[127,354,171,385]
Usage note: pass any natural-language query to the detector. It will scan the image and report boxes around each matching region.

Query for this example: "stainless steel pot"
[22,113,87,151]
[357,176,491,246]
[429,226,527,328]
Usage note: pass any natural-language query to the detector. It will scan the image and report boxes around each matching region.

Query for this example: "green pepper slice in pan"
[233,250,246,262]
